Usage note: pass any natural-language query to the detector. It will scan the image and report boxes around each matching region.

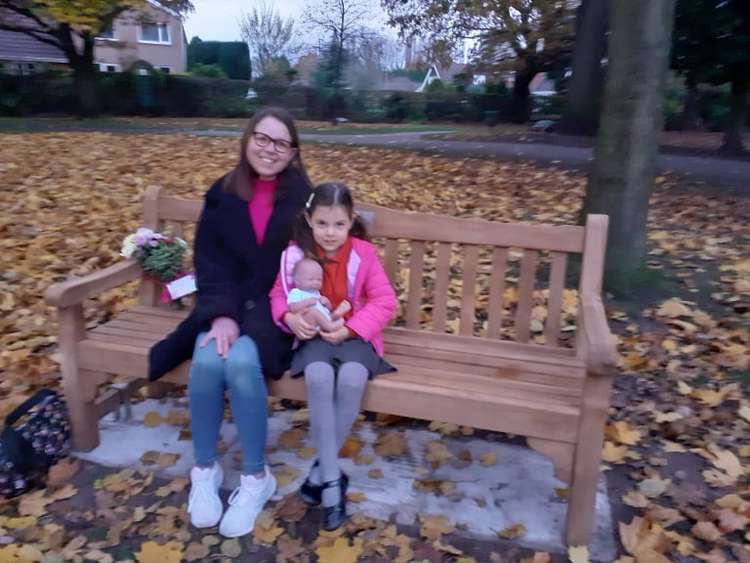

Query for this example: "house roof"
[0,10,67,63]
[144,0,180,18]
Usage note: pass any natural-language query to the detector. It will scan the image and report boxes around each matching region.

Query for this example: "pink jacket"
[269,237,397,356]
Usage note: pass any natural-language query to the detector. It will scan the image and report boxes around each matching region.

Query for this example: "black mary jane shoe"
[300,461,349,506]
[320,477,347,531]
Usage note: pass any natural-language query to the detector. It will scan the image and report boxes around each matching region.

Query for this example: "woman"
[148,107,312,537]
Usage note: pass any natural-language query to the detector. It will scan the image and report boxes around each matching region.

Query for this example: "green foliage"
[187,38,251,80]
[313,39,349,90]
[189,63,227,78]
[139,241,186,283]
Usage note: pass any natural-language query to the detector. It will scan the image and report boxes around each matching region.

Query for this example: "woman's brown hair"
[222,106,309,200]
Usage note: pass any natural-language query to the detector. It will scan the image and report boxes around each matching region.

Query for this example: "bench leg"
[564,374,613,546]
[63,372,101,452]
[58,306,100,452]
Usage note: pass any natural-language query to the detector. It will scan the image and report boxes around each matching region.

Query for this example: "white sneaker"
[187,463,224,528]
[219,466,276,538]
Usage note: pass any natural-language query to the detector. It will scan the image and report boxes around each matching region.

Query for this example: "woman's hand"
[284,311,317,341]
[320,325,350,345]
[199,316,240,358]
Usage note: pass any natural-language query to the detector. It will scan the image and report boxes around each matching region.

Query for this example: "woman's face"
[246,116,296,180]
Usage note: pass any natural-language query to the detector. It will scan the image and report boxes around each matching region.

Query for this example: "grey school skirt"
[290,337,396,379]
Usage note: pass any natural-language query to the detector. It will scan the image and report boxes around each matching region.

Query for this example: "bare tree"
[302,0,374,88]
[239,0,299,78]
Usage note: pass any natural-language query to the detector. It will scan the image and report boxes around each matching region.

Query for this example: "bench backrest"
[140,186,608,351]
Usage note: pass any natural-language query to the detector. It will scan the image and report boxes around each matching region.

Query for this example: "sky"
[183,0,391,43]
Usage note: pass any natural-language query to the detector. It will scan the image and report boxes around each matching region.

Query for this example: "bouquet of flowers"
[120,228,187,283]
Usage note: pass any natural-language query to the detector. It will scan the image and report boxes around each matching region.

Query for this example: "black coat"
[148,170,311,380]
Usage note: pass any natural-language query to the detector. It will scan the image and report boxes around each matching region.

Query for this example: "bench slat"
[431,242,451,332]
[486,247,508,339]
[382,238,400,288]
[460,245,479,336]
[545,251,568,347]
[515,250,538,343]
[406,241,425,328]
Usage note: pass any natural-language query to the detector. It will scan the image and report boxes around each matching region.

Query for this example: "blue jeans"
[188,333,267,474]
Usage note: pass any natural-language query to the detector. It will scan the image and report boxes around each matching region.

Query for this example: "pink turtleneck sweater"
[247,178,277,245]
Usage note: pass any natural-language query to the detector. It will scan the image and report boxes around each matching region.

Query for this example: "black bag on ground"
[0,389,71,498]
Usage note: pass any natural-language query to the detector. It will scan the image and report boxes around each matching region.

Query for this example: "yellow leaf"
[479,452,497,466]
[602,441,628,463]
[252,511,284,546]
[568,545,589,563]
[638,477,671,498]
[690,387,730,407]
[656,298,692,318]
[622,490,649,508]
[497,523,527,539]
[653,411,683,423]
[677,381,693,395]
[314,536,363,563]
[135,541,183,563]
[419,514,455,541]
[738,405,750,423]
[142,411,163,427]
[691,521,722,543]
[605,421,641,446]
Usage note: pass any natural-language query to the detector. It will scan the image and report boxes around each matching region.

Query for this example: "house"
[416,62,469,92]
[0,0,187,75]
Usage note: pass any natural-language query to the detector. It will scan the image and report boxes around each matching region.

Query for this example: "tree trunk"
[57,27,99,117]
[720,75,748,155]
[679,76,701,130]
[510,66,535,123]
[559,0,610,135]
[582,0,677,294]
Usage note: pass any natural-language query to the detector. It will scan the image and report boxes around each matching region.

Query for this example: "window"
[97,23,115,39]
[97,63,120,72]
[159,66,170,74]
[140,22,170,44]
[138,68,149,76]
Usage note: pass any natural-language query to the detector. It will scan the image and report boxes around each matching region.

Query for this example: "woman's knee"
[189,333,225,390]
[225,336,264,393]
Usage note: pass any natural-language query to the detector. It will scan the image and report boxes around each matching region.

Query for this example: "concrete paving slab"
[75,398,617,560]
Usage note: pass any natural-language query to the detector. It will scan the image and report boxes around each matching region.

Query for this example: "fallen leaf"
[184,542,210,562]
[368,468,384,479]
[143,411,163,427]
[605,421,641,446]
[479,452,497,466]
[419,513,455,541]
[568,545,589,563]
[135,541,183,563]
[622,490,650,508]
[374,431,407,457]
[220,538,242,558]
[497,523,527,539]
[691,521,722,543]
[314,536,363,563]
[252,511,284,545]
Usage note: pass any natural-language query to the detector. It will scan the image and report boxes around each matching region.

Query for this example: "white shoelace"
[227,478,265,506]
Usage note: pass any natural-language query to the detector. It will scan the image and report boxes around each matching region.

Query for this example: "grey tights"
[304,361,368,507]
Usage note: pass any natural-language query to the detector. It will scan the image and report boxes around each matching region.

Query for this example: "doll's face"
[293,259,323,291]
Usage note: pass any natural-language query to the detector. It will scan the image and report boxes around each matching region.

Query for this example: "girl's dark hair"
[292,182,369,257]
[222,106,310,200]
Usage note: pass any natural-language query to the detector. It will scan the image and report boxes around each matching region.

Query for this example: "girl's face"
[246,116,296,180]
[306,205,353,255]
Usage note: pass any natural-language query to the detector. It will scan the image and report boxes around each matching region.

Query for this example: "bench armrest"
[579,293,617,376]
[45,260,143,308]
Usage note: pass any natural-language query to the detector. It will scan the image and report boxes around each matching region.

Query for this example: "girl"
[269,182,397,530]
[149,107,311,537]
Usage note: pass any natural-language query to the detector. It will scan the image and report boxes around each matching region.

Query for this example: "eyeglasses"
[251,131,295,154]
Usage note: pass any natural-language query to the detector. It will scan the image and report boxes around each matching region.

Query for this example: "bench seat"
[81,306,586,444]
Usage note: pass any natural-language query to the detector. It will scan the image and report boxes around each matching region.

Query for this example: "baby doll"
[287,258,351,332]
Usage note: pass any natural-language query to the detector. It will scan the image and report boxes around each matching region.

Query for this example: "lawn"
[0,132,748,561]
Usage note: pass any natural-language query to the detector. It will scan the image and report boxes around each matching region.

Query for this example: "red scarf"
[316,237,352,318]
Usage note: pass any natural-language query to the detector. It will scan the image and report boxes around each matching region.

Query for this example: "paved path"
[296,131,750,188]
[77,398,617,560]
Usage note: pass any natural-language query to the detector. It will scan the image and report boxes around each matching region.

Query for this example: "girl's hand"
[284,311,317,340]
[199,316,240,358]
[320,325,350,345]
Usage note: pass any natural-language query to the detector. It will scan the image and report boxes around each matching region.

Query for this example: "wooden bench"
[45,185,617,546]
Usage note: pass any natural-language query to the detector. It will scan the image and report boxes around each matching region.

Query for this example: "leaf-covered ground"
[0,131,748,562]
